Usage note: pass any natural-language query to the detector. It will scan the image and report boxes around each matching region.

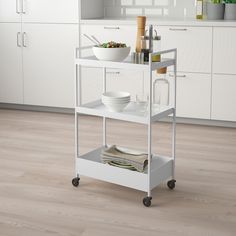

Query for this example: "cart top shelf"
[75,48,177,71]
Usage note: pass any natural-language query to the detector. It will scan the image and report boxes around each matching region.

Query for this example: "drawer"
[213,27,236,75]
[106,69,143,101]
[80,67,143,104]
[81,24,137,52]
[157,26,212,73]
[22,0,79,23]
[158,72,211,119]
[212,74,236,122]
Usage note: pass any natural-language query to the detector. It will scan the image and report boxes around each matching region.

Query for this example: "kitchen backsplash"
[104,0,197,18]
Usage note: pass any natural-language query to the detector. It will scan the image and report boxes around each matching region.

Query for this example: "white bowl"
[93,46,131,62]
[102,91,130,99]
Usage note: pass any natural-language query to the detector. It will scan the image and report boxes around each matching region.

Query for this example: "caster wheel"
[143,197,152,207]
[167,179,176,190]
[72,177,80,187]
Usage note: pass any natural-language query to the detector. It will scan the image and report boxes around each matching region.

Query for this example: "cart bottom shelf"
[76,147,174,192]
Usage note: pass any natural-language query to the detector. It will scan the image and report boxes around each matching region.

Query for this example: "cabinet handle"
[169,73,186,78]
[16,0,20,14]
[22,0,26,14]
[106,71,120,75]
[17,32,21,47]
[169,28,187,31]
[104,26,120,30]
[22,32,27,47]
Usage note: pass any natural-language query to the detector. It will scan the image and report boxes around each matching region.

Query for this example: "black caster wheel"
[72,177,80,187]
[143,197,152,207]
[167,179,176,190]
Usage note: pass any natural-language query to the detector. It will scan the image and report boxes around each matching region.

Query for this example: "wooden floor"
[0,109,236,236]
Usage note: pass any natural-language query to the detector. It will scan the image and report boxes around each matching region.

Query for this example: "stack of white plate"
[102,91,130,112]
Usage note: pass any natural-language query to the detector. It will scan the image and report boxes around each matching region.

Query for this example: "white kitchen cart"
[72,47,177,207]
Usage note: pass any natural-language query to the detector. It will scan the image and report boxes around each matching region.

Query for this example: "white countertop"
[80,17,236,27]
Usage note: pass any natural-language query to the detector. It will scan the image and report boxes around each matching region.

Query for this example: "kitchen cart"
[72,47,177,207]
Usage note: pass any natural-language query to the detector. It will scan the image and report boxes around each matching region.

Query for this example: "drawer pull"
[106,71,120,75]
[169,28,187,31]
[22,0,26,14]
[104,26,120,30]
[22,32,27,47]
[169,74,186,78]
[16,0,20,14]
[17,32,21,47]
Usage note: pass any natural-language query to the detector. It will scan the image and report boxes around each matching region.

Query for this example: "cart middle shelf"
[76,100,174,124]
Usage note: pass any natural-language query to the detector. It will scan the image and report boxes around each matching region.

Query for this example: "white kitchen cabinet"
[0,23,23,104]
[166,72,211,119]
[212,74,236,122]
[0,0,21,22]
[157,26,212,73]
[23,24,79,108]
[213,27,236,75]
[81,24,137,52]
[22,0,79,23]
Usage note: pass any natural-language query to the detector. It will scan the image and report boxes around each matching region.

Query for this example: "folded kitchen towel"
[101,145,148,172]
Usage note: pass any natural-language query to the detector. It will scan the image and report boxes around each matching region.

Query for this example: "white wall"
[104,0,197,18]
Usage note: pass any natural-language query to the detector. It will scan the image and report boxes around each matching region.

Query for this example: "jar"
[153,74,170,108]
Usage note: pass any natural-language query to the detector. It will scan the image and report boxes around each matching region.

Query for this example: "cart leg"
[143,56,153,207]
[73,63,81,187]
[168,50,177,190]
[103,67,107,147]
[144,127,152,206]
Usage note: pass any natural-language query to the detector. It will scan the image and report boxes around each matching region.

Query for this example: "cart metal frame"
[72,47,177,207]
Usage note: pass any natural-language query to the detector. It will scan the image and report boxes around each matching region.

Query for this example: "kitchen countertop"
[80,17,236,27]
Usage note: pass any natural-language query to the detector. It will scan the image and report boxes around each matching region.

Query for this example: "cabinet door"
[0,23,23,103]
[81,24,137,52]
[23,24,78,108]
[81,67,103,104]
[212,74,236,122]
[168,72,211,119]
[22,0,79,23]
[106,69,143,101]
[157,26,212,73]
[213,27,236,75]
[0,0,21,22]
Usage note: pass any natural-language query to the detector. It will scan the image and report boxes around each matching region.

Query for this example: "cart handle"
[151,48,177,57]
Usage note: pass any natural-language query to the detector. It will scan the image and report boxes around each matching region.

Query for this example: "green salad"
[100,41,127,48]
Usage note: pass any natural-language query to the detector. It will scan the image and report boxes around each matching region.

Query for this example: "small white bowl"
[93,46,131,62]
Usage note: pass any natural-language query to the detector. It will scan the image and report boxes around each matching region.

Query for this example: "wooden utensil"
[136,16,146,53]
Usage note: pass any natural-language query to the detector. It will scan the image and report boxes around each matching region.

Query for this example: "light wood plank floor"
[0,109,236,236]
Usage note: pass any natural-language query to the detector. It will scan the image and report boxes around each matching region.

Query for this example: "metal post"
[172,49,177,179]
[147,53,153,197]
[103,67,107,147]
[75,61,80,177]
